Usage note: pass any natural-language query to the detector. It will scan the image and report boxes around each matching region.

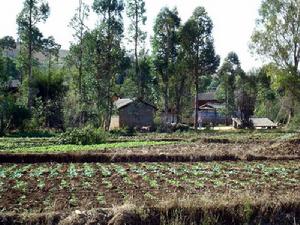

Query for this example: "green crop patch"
[0,140,174,153]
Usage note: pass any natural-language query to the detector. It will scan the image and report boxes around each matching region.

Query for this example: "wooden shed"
[110,98,156,130]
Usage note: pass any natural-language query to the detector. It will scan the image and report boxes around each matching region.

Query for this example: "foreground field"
[0,161,299,213]
[0,130,299,224]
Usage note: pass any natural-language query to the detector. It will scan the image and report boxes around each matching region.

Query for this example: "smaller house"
[232,117,278,129]
[110,98,156,130]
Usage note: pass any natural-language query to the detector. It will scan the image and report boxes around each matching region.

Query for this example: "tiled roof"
[114,98,134,109]
[198,91,217,101]
[114,98,157,110]
[199,103,225,110]
[250,118,277,127]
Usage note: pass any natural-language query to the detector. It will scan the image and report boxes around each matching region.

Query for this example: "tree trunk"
[175,97,181,124]
[0,113,4,136]
[163,82,169,124]
[175,75,186,124]
[194,73,199,130]
[46,54,52,128]
[134,0,141,99]
[103,9,113,131]
[104,80,113,131]
[46,55,51,101]
[27,0,34,109]
[286,96,295,125]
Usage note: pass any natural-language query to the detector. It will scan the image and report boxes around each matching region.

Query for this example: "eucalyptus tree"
[126,0,147,98]
[217,52,242,118]
[170,48,191,124]
[42,36,61,101]
[251,0,300,123]
[17,0,50,109]
[0,36,17,81]
[70,0,90,102]
[235,73,257,128]
[0,36,17,52]
[180,7,219,129]
[152,7,180,120]
[92,0,125,130]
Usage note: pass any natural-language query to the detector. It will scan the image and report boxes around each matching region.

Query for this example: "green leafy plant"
[83,163,95,177]
[96,193,106,205]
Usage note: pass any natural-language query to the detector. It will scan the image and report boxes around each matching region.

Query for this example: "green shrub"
[10,105,31,130]
[0,96,31,135]
[7,130,56,138]
[156,123,190,133]
[109,126,136,137]
[59,126,108,145]
[289,113,300,131]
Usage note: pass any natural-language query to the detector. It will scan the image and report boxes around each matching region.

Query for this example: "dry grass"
[1,193,299,225]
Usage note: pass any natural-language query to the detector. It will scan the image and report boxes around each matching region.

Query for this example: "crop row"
[0,161,299,213]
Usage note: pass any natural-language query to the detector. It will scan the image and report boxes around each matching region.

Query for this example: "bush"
[59,126,107,145]
[109,126,136,137]
[173,123,190,132]
[10,105,31,130]
[289,113,300,131]
[155,123,190,133]
[7,130,56,138]
[0,97,31,135]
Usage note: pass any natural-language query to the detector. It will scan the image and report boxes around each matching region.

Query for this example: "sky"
[0,0,262,71]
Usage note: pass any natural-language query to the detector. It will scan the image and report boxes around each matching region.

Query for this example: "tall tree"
[235,73,257,128]
[251,0,300,124]
[254,66,278,120]
[0,36,17,52]
[126,0,147,98]
[93,0,125,130]
[180,7,219,129]
[152,7,180,121]
[217,52,242,118]
[0,36,18,80]
[42,36,61,101]
[69,0,90,105]
[17,0,50,109]
[170,48,191,124]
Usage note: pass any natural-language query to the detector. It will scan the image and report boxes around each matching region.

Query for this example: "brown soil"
[255,139,300,156]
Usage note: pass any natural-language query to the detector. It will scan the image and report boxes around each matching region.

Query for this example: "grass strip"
[2,141,174,154]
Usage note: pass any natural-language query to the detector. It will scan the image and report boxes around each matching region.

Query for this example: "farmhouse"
[110,98,156,130]
[198,103,229,125]
[196,91,230,126]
